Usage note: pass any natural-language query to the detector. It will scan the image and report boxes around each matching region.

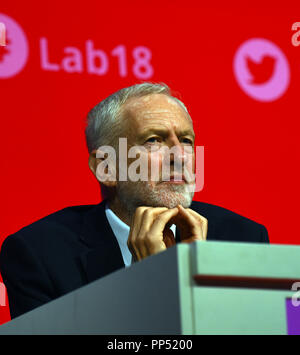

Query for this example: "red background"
[1,0,300,324]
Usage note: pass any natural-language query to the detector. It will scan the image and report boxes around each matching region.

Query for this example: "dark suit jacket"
[0,200,269,319]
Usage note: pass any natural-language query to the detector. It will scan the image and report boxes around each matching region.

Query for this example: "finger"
[144,207,178,255]
[130,206,148,241]
[139,207,169,236]
[186,208,208,240]
[177,205,204,241]
[128,229,143,261]
[149,208,179,242]
[128,207,168,261]
[135,207,168,259]
[128,207,148,260]
[143,208,179,255]
[128,242,138,262]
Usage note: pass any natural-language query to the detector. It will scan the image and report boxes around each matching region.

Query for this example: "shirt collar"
[105,204,132,266]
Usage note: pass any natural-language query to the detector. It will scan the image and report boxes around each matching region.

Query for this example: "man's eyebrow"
[138,128,168,137]
[135,129,165,142]
[179,129,195,138]
[137,128,195,140]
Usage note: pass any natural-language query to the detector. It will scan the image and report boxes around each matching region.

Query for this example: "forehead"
[121,94,193,134]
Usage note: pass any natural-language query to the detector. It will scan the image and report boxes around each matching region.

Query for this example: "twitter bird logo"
[246,54,276,85]
[233,38,290,102]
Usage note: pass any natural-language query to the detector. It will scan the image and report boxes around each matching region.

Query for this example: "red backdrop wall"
[1,0,300,324]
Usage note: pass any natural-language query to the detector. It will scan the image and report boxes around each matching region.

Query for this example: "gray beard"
[116,180,195,218]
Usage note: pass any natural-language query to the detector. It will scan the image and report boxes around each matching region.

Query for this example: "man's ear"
[88,148,117,188]
[88,150,98,176]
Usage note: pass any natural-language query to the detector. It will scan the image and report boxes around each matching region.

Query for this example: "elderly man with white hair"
[0,83,269,319]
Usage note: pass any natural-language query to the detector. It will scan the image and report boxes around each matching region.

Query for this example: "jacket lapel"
[79,200,125,283]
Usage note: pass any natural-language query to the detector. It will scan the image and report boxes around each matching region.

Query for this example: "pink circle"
[233,38,290,102]
[0,13,29,79]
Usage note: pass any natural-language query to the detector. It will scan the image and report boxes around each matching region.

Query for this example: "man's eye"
[146,137,161,143]
[181,138,193,145]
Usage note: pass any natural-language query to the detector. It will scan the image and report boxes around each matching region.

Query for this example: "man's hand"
[173,205,208,244]
[127,205,208,262]
[127,207,178,262]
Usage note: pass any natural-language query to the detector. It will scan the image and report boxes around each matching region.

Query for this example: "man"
[0,83,269,319]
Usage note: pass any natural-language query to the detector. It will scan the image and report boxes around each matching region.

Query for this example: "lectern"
[0,241,299,334]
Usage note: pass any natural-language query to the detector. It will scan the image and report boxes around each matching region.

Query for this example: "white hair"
[85,82,189,153]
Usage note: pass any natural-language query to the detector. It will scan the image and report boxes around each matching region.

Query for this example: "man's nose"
[169,137,187,163]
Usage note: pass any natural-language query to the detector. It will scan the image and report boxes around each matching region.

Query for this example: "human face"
[115,94,196,213]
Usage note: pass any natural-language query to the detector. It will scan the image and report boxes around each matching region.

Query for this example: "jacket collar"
[79,200,125,283]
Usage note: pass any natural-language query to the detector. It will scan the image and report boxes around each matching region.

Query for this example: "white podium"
[0,241,299,334]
